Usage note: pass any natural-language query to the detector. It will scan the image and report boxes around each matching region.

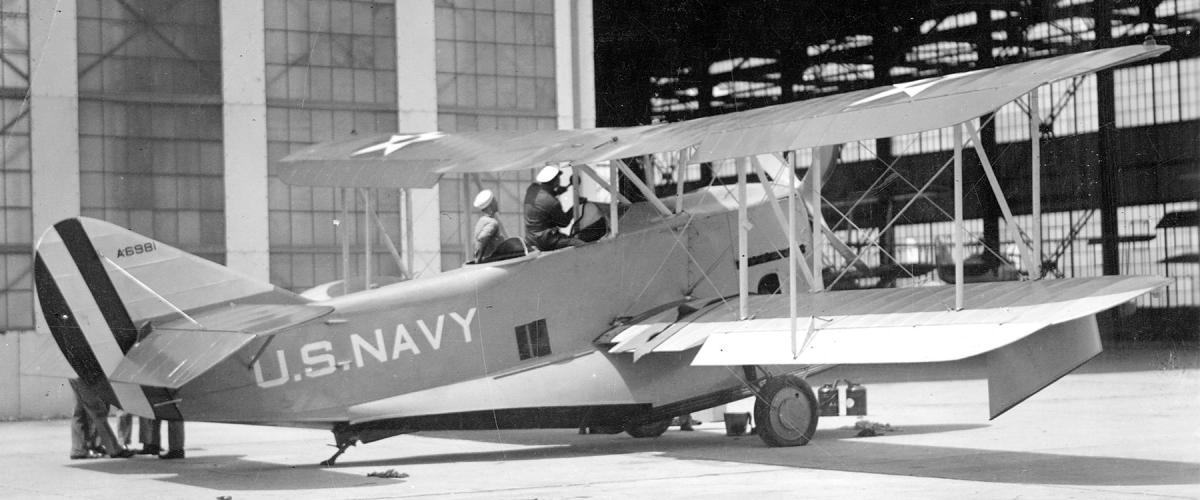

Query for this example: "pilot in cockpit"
[523,166,586,251]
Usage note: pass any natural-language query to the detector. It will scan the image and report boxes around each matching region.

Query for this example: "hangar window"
[515,319,551,360]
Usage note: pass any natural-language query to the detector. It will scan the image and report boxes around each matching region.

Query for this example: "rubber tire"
[624,418,672,438]
[754,375,819,447]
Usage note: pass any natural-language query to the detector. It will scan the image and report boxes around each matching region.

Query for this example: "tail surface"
[34,217,308,418]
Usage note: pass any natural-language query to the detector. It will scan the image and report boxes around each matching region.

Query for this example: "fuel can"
[845,381,867,416]
[817,383,839,416]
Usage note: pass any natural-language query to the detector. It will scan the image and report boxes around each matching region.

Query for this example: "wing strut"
[1029,91,1044,276]
[340,188,352,295]
[965,121,1039,274]
[363,188,373,288]
[575,164,631,204]
[953,123,965,310]
[809,147,831,291]
[748,156,818,288]
[675,147,691,213]
[609,161,620,235]
[366,191,408,279]
[571,166,582,223]
[787,151,801,356]
[613,158,673,217]
[736,157,749,320]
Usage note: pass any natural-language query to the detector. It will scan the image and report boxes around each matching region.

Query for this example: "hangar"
[0,0,1196,422]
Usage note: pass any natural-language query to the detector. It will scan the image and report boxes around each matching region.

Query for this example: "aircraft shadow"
[70,454,399,491]
[334,427,1200,487]
[65,423,1199,490]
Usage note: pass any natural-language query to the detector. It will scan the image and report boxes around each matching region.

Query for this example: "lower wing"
[600,276,1168,417]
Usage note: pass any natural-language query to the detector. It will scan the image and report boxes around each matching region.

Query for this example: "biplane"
[36,43,1170,466]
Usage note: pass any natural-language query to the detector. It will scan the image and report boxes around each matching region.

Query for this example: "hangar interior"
[593,0,1198,334]
[0,0,1196,418]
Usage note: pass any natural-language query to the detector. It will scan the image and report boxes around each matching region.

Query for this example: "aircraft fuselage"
[176,186,803,429]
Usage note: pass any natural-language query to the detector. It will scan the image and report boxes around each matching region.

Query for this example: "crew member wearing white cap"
[472,189,508,262]
[523,166,585,251]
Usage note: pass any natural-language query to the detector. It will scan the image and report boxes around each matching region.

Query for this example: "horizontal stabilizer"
[109,304,332,389]
[110,330,256,389]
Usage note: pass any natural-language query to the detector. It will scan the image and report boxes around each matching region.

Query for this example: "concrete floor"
[2,347,1197,499]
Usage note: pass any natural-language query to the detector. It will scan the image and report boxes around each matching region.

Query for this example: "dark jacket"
[523,183,572,243]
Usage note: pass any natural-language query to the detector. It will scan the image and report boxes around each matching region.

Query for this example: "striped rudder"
[34,217,299,418]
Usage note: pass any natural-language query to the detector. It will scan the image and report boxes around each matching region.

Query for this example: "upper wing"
[278,45,1167,189]
[598,276,1167,365]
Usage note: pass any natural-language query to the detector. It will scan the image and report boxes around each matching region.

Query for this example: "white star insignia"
[849,70,981,107]
[352,132,445,157]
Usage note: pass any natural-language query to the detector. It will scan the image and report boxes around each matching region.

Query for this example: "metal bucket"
[724,412,751,436]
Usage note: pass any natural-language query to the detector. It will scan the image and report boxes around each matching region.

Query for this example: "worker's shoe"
[159,449,185,460]
[109,449,135,458]
[137,444,161,455]
[70,451,102,459]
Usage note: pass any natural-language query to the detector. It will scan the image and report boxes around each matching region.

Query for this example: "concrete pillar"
[29,0,80,244]
[28,0,80,335]
[220,0,270,281]
[554,0,576,129]
[396,0,441,276]
[554,0,596,129]
[574,0,596,128]
[25,0,81,417]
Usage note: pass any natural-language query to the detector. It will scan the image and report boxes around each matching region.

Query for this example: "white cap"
[536,165,561,183]
[472,189,495,210]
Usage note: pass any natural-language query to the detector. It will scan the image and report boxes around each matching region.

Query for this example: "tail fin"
[34,217,305,417]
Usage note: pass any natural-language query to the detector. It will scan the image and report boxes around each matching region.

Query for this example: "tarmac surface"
[2,347,1197,499]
